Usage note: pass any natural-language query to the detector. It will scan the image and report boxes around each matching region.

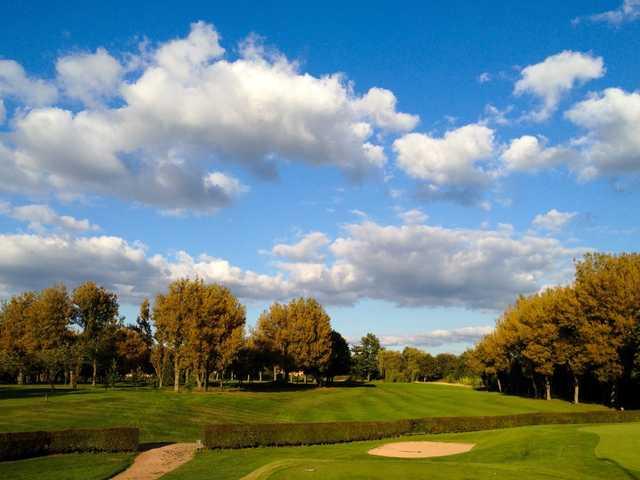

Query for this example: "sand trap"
[368,441,475,459]
[111,442,198,480]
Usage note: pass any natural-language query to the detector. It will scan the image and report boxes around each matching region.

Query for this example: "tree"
[253,298,333,385]
[72,282,119,386]
[287,298,332,385]
[325,330,351,382]
[351,333,381,381]
[153,279,194,392]
[30,285,74,389]
[0,292,37,384]
[377,349,404,382]
[116,328,150,376]
[135,298,153,346]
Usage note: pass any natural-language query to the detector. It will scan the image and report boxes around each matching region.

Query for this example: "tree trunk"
[92,358,97,386]
[531,377,538,398]
[71,363,79,390]
[273,366,277,382]
[17,368,24,385]
[259,370,262,382]
[544,376,551,400]
[204,367,209,392]
[496,377,502,393]
[174,367,180,392]
[573,376,580,404]
[610,383,617,407]
[367,372,371,382]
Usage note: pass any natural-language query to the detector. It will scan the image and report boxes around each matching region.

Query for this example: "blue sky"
[0,0,639,352]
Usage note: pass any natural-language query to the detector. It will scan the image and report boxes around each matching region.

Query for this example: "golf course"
[2,382,639,479]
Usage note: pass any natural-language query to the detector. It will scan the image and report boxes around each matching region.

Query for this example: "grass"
[0,382,606,442]
[163,423,640,480]
[0,452,134,480]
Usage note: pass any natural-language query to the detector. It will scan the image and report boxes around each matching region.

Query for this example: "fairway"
[161,423,640,480]
[0,383,606,442]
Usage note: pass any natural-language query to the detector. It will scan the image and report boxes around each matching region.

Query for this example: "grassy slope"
[0,452,134,480]
[0,383,606,442]
[164,423,640,480]
[581,423,640,473]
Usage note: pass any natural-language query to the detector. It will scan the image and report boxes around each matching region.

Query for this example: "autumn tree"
[0,292,37,384]
[135,298,153,347]
[72,282,119,386]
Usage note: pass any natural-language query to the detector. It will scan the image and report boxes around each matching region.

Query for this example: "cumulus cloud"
[564,88,640,180]
[501,135,574,172]
[574,0,640,26]
[0,99,5,124]
[393,124,497,204]
[0,60,57,106]
[398,208,428,224]
[0,21,417,213]
[0,220,584,310]
[56,48,123,106]
[0,203,99,232]
[380,326,493,348]
[532,209,577,232]
[514,51,605,122]
[272,232,330,261]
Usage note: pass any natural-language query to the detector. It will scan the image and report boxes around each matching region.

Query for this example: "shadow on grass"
[233,380,376,393]
[0,386,94,400]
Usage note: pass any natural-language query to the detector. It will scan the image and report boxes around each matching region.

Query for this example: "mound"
[368,441,474,459]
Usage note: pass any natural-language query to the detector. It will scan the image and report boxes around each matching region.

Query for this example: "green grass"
[163,423,640,480]
[0,382,606,442]
[581,423,640,473]
[0,452,134,480]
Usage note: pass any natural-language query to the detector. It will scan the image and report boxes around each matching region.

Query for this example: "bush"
[203,410,640,449]
[203,420,412,448]
[0,427,139,461]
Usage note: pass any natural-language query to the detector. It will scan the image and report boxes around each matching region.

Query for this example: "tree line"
[0,277,474,391]
[468,253,640,408]
[0,278,354,390]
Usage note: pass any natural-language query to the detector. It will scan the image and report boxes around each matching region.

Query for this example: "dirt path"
[368,441,475,458]
[112,443,198,480]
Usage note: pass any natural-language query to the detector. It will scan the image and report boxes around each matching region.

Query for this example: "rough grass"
[0,383,606,442]
[163,423,640,480]
[0,452,134,480]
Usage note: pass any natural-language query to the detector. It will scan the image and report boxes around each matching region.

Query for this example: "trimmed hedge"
[0,427,139,461]
[203,410,640,449]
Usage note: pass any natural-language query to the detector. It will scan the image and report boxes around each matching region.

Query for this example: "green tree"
[351,333,381,381]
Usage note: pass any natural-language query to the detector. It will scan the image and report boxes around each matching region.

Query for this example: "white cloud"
[393,124,497,203]
[0,220,584,310]
[2,203,100,232]
[564,88,640,180]
[0,21,417,213]
[398,208,428,224]
[56,48,123,106]
[272,232,330,261]
[514,51,605,122]
[501,135,573,172]
[532,209,577,232]
[477,72,491,83]
[394,124,495,185]
[0,99,5,124]
[575,0,640,26]
[380,326,493,349]
[0,60,57,107]
[352,87,419,132]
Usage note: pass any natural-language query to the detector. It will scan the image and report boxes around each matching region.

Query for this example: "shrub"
[203,420,412,448]
[203,410,640,449]
[0,427,139,461]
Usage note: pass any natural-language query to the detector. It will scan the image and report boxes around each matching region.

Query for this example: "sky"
[0,0,639,353]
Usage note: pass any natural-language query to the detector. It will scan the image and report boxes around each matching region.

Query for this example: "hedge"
[0,427,139,461]
[203,410,640,449]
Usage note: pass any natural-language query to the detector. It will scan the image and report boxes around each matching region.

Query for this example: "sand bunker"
[368,441,475,459]
[112,442,197,480]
